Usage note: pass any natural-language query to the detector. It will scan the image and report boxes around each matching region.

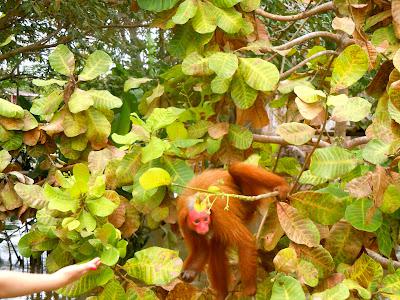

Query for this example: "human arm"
[0,257,101,298]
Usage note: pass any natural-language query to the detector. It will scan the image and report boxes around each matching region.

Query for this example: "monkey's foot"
[180,270,198,282]
[242,285,257,297]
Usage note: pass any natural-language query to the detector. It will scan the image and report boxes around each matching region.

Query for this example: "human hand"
[53,257,101,285]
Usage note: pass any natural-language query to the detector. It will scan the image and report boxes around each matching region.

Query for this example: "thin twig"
[253,134,330,147]
[344,136,371,149]
[280,50,338,79]
[255,203,273,246]
[255,2,335,22]
[274,31,342,51]
[172,183,279,201]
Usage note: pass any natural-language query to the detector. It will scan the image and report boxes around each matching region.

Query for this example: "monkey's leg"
[237,229,258,296]
[207,238,229,300]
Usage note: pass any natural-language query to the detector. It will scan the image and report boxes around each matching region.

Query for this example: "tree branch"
[255,2,335,22]
[280,50,338,79]
[274,31,342,50]
[365,248,400,269]
[98,23,148,29]
[0,35,73,62]
[253,134,330,148]
[344,136,371,148]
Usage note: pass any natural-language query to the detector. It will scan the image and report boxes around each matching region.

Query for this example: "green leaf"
[163,158,194,194]
[2,132,23,150]
[18,230,57,257]
[230,72,258,109]
[112,132,139,145]
[215,7,243,34]
[166,122,188,141]
[187,120,210,138]
[211,0,241,8]
[57,266,113,297]
[87,197,118,217]
[139,168,171,190]
[379,269,400,295]
[345,198,383,232]
[294,85,326,104]
[63,111,87,137]
[325,221,363,264]
[137,0,180,12]
[240,0,261,12]
[273,248,298,273]
[88,90,123,110]
[309,146,358,179]
[146,107,185,132]
[78,50,112,81]
[0,150,11,172]
[276,122,315,145]
[239,58,280,91]
[172,0,197,24]
[44,184,78,213]
[181,52,212,76]
[124,77,153,91]
[331,97,371,122]
[192,1,217,34]
[311,283,349,300]
[292,244,335,278]
[49,45,75,76]
[99,280,126,300]
[141,137,169,163]
[376,219,393,258]
[211,76,231,94]
[277,202,320,247]
[299,170,327,186]
[86,108,111,150]
[88,175,106,199]
[270,276,305,300]
[345,253,383,291]
[14,183,48,209]
[0,34,13,47]
[291,191,345,225]
[208,52,238,79]
[297,259,319,287]
[0,98,24,118]
[228,124,253,150]
[122,247,183,285]
[380,184,400,213]
[78,210,97,232]
[361,139,389,165]
[68,88,94,113]
[101,245,120,266]
[343,279,371,299]
[331,44,369,92]
[32,78,67,87]
[30,90,63,117]
[116,151,141,186]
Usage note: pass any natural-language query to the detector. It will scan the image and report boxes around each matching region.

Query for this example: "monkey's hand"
[180,269,198,282]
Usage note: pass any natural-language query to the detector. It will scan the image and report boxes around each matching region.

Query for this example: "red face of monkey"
[187,209,210,235]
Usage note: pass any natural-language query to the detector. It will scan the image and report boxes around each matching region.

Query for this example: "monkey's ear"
[228,162,289,198]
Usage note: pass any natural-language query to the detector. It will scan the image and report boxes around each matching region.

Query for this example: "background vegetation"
[0,0,399,299]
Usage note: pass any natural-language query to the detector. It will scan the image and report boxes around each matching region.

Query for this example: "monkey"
[177,162,289,299]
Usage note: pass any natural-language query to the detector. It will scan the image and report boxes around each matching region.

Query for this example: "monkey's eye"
[194,219,200,224]
[203,216,209,222]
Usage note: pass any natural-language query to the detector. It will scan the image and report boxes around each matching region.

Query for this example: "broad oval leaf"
[211,76,231,94]
[276,122,315,145]
[146,107,185,132]
[192,1,217,34]
[299,170,327,186]
[14,183,48,209]
[137,0,180,12]
[240,0,261,12]
[381,184,400,214]
[30,90,63,117]
[297,259,319,287]
[291,191,345,225]
[163,158,194,194]
[212,0,241,8]
[68,88,94,113]
[86,108,111,150]
[343,279,372,299]
[49,45,75,76]
[239,58,279,91]
[122,246,183,285]
[139,167,171,190]
[124,77,153,91]
[295,97,324,120]
[361,139,389,165]
[331,97,372,122]
[0,98,24,118]
[271,276,305,300]
[331,44,369,92]
[345,253,383,291]
[182,52,212,76]
[311,283,350,300]
[215,7,243,34]
[78,50,112,81]
[294,85,326,104]
[345,198,383,232]
[230,72,258,109]
[228,124,253,150]
[141,137,169,163]
[0,150,11,172]
[32,78,66,87]
[172,0,197,24]
[309,146,358,179]
[87,196,118,217]
[379,269,400,295]
[208,52,238,79]
[100,245,120,266]
[99,280,126,300]
[273,248,298,273]
[44,184,78,213]
[88,90,122,110]
[277,202,320,247]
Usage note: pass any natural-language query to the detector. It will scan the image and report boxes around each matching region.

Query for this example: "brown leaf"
[120,203,140,238]
[0,116,24,130]
[345,173,373,198]
[23,128,41,146]
[0,181,22,210]
[165,282,199,300]
[236,96,269,129]
[366,60,394,97]
[392,0,400,38]
[255,17,269,41]
[371,165,390,207]
[260,204,284,251]
[108,197,128,228]
[208,122,229,139]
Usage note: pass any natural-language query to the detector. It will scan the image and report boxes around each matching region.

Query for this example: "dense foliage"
[1,0,400,299]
